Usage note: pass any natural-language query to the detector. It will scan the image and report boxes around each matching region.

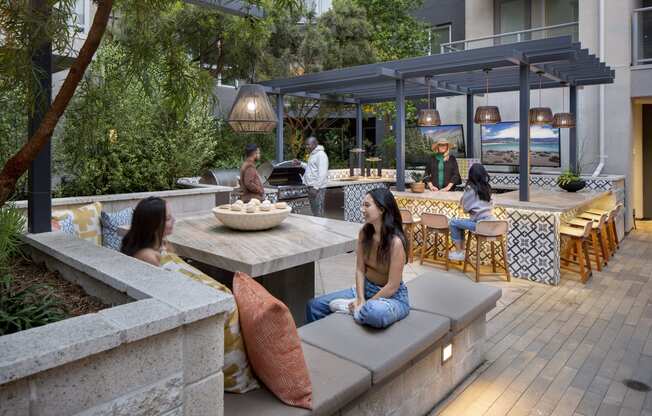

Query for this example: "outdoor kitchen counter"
[391,189,614,213]
[166,213,360,325]
[390,189,617,286]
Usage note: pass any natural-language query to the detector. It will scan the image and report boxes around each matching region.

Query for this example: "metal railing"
[633,6,652,66]
[439,22,579,54]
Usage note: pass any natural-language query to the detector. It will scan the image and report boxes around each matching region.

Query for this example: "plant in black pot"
[557,169,586,192]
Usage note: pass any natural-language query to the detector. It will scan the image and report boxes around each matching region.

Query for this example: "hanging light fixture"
[474,68,501,124]
[417,76,441,127]
[552,82,576,128]
[228,84,278,133]
[529,71,554,125]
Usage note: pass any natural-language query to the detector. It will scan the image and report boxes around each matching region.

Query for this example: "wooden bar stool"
[419,213,450,270]
[560,221,593,283]
[400,209,421,263]
[578,210,616,260]
[462,220,510,283]
[567,213,609,270]
[586,204,622,252]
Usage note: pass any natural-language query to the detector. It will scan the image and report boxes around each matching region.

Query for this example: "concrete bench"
[224,272,501,416]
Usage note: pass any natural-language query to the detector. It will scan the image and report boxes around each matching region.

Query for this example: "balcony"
[633,6,652,66]
[440,22,579,54]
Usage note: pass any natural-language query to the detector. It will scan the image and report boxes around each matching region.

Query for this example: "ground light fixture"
[417,76,441,127]
[442,343,453,364]
[529,71,554,125]
[228,84,278,133]
[474,68,501,125]
[552,82,576,128]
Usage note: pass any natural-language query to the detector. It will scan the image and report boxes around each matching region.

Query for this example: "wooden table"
[166,213,360,325]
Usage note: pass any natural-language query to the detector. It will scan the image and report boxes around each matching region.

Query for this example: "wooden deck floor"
[431,222,652,416]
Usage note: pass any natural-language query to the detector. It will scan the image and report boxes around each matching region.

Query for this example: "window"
[429,24,452,55]
[68,0,89,33]
[494,0,531,43]
[545,0,578,41]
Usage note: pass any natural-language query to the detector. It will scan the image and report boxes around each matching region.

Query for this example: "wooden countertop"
[392,189,612,212]
[166,213,360,277]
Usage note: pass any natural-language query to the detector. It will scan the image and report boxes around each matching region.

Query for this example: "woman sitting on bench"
[306,188,410,329]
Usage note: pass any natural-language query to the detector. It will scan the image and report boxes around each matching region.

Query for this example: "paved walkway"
[317,222,652,416]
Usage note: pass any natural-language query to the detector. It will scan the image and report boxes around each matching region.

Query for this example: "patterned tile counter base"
[393,196,561,285]
[344,182,391,223]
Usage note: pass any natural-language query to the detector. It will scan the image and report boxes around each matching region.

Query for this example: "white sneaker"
[448,251,465,262]
[329,298,355,314]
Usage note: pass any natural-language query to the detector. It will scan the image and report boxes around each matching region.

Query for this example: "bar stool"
[560,221,593,283]
[577,211,613,260]
[419,213,450,270]
[462,220,510,283]
[400,209,421,263]
[585,204,622,252]
[567,213,609,270]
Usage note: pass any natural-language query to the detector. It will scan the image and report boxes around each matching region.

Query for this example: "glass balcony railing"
[439,22,579,54]
[633,7,652,66]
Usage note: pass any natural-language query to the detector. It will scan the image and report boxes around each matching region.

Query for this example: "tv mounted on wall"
[405,124,466,168]
[480,121,561,168]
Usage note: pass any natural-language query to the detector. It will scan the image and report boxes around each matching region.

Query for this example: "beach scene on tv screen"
[481,122,561,167]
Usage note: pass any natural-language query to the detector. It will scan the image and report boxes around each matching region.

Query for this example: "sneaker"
[448,251,465,262]
[329,298,355,314]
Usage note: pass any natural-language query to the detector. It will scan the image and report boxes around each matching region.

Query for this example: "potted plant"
[557,169,586,192]
[410,171,426,193]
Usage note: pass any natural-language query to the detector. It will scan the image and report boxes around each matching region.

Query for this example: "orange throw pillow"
[233,272,313,409]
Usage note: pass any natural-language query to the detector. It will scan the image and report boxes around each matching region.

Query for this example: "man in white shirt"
[293,136,329,217]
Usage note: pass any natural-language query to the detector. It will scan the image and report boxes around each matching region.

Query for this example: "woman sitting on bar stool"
[305,188,410,329]
[448,164,494,262]
[425,139,462,192]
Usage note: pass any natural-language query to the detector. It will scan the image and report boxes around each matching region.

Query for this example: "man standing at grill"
[294,136,329,217]
[239,144,265,203]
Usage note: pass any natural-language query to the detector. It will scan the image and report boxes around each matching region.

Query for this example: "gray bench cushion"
[299,310,449,384]
[407,273,501,333]
[225,342,371,416]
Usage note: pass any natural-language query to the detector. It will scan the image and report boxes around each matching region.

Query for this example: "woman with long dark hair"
[306,188,410,329]
[121,197,175,266]
[448,163,494,261]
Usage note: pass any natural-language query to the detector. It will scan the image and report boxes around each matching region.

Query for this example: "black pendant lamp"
[417,76,441,127]
[228,84,278,133]
[529,72,553,125]
[552,83,576,128]
[474,69,501,125]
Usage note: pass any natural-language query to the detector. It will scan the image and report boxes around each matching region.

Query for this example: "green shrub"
[0,82,28,200]
[54,41,217,197]
[0,204,26,273]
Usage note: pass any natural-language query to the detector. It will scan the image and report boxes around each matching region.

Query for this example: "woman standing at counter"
[425,140,462,192]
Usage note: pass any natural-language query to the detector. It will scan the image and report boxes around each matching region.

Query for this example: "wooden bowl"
[212,205,292,231]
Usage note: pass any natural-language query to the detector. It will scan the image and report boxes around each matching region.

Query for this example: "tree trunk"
[0,0,114,207]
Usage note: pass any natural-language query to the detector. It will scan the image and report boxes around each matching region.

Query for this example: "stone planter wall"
[14,186,233,219]
[0,232,233,416]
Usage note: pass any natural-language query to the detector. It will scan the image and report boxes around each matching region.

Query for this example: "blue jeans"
[306,279,410,329]
[449,218,477,244]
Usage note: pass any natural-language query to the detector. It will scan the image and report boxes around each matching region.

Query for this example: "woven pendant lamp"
[417,76,441,127]
[552,83,576,128]
[529,72,553,125]
[228,84,278,133]
[474,69,501,124]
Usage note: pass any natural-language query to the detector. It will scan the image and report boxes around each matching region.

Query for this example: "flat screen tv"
[417,124,465,156]
[480,121,561,167]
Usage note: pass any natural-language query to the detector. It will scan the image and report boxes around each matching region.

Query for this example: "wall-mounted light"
[442,343,453,364]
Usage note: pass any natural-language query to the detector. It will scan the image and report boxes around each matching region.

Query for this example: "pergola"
[260,36,614,200]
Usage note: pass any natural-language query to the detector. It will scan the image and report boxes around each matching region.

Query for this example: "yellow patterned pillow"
[52,202,103,246]
[160,253,259,394]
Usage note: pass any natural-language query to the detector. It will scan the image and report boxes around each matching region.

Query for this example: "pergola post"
[466,94,474,158]
[27,0,52,233]
[396,79,406,191]
[519,63,530,202]
[275,94,284,163]
[356,103,363,170]
[569,85,578,173]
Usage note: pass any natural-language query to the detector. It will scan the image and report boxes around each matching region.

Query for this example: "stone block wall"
[0,232,233,416]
